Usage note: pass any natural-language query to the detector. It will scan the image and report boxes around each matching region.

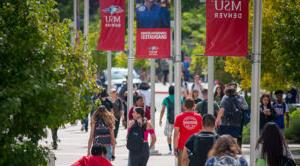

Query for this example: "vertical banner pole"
[208,56,214,115]
[107,51,112,93]
[174,0,181,165]
[72,0,77,46]
[127,0,134,121]
[169,21,174,85]
[150,59,156,153]
[250,0,263,165]
[83,0,89,52]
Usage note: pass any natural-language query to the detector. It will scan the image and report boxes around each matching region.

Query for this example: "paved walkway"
[41,85,300,166]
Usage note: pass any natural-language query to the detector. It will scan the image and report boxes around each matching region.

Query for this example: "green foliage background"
[0,0,95,165]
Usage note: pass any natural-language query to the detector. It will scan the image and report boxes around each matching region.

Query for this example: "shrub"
[285,109,300,142]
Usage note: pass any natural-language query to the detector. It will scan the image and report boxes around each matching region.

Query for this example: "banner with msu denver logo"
[97,0,125,51]
[135,0,171,59]
[205,0,249,56]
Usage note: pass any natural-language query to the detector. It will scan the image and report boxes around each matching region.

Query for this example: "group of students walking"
[71,76,296,166]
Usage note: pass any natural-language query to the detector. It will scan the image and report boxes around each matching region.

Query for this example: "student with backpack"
[215,87,244,146]
[182,114,218,166]
[127,107,156,166]
[205,135,248,166]
[159,85,176,154]
[87,106,115,161]
[195,89,220,117]
[256,122,295,166]
[174,98,203,166]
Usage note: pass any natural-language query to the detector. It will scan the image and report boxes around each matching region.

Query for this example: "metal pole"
[127,0,134,121]
[208,56,214,115]
[174,0,181,165]
[107,51,112,93]
[169,21,174,85]
[250,0,262,165]
[72,0,77,46]
[150,59,157,153]
[83,0,89,52]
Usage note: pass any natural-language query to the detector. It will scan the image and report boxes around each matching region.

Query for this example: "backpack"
[126,121,144,152]
[214,156,241,166]
[189,132,218,166]
[223,96,243,127]
[93,119,111,146]
[166,97,175,124]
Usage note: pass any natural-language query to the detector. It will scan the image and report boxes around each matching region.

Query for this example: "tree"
[224,0,300,91]
[0,1,95,164]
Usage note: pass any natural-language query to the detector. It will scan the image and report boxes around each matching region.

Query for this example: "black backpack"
[223,96,243,127]
[189,132,218,166]
[126,121,144,152]
[280,155,296,166]
[166,97,175,124]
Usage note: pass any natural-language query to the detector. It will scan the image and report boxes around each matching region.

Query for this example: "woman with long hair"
[214,85,224,104]
[259,94,275,131]
[256,122,295,166]
[205,135,248,166]
[87,105,115,161]
[127,107,156,166]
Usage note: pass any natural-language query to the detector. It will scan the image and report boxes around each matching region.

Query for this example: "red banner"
[136,28,171,59]
[205,0,249,56]
[97,0,125,51]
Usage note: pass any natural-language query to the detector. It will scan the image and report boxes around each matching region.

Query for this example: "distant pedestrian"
[214,85,224,105]
[87,106,115,161]
[259,94,275,131]
[159,85,175,154]
[72,144,112,166]
[256,122,295,166]
[127,107,156,166]
[99,91,113,112]
[215,87,243,146]
[128,95,151,121]
[137,82,151,108]
[182,114,218,166]
[191,74,204,100]
[192,89,202,104]
[285,87,298,104]
[110,89,123,138]
[174,98,203,166]
[161,60,169,85]
[195,89,219,117]
[273,90,290,130]
[205,135,248,166]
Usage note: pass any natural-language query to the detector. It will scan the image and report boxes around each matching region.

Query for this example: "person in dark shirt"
[259,94,275,131]
[182,114,218,166]
[99,90,113,112]
[136,0,170,28]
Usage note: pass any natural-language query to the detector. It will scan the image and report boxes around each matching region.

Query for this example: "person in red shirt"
[128,95,151,121]
[72,144,112,166]
[173,98,203,166]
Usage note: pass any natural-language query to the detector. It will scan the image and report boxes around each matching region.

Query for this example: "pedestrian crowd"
[67,74,298,166]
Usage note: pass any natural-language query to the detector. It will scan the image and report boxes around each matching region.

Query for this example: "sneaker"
[168,151,172,155]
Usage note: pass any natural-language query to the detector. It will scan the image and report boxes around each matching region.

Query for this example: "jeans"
[128,143,149,166]
[114,118,121,138]
[105,145,113,161]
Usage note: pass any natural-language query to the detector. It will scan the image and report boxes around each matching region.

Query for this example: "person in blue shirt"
[273,90,290,130]
[136,0,170,28]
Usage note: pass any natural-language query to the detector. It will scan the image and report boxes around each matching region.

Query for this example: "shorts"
[164,121,174,137]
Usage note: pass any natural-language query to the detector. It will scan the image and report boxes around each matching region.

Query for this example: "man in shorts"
[159,85,175,154]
